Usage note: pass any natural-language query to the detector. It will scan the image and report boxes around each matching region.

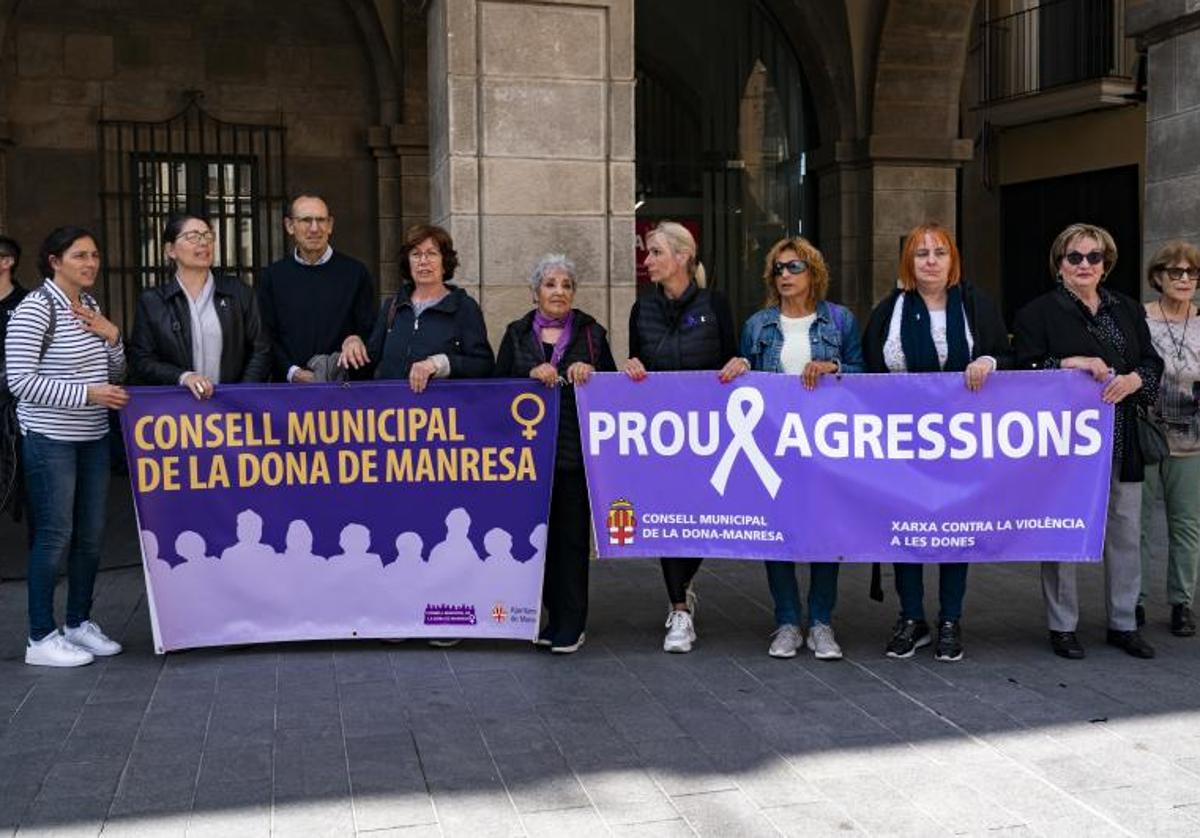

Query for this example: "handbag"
[1136,408,1170,466]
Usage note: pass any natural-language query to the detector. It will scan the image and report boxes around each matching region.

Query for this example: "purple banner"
[121,381,558,652]
[577,370,1114,563]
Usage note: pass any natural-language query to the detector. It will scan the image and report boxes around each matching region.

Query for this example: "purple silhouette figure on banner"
[429,507,482,566]
[331,523,381,566]
[394,531,425,564]
[221,509,278,561]
[175,530,216,564]
[283,520,325,562]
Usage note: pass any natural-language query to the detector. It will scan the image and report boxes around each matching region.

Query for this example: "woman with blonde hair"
[625,221,744,653]
[1139,240,1200,637]
[740,236,863,660]
[862,222,1011,662]
[1014,222,1162,659]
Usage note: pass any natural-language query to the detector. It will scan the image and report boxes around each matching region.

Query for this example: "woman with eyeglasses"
[1139,242,1200,638]
[1014,222,1163,660]
[862,223,1011,663]
[625,220,744,653]
[740,237,863,661]
[129,214,271,394]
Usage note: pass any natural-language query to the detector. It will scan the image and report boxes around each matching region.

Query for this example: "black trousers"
[543,468,591,636]
[662,557,702,606]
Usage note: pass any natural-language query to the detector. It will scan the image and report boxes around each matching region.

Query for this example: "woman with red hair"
[862,223,1012,661]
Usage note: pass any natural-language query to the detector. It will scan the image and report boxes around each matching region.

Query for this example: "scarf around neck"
[899,285,970,373]
[532,309,575,368]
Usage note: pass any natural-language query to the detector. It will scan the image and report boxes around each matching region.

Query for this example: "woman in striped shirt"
[5,226,130,667]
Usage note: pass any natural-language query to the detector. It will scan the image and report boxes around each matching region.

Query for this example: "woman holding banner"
[495,254,616,654]
[1014,223,1162,660]
[360,224,493,391]
[1012,222,1161,657]
[739,237,863,661]
[624,221,745,653]
[1140,242,1200,637]
[5,226,129,667]
[862,222,1011,662]
[128,214,271,393]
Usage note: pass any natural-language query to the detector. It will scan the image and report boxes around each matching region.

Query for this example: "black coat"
[367,284,494,380]
[862,282,1014,374]
[494,309,617,472]
[629,281,737,372]
[1013,286,1163,482]
[128,274,271,385]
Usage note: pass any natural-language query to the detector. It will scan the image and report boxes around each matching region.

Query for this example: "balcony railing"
[978,0,1137,105]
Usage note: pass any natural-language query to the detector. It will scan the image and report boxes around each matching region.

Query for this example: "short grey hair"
[528,253,577,293]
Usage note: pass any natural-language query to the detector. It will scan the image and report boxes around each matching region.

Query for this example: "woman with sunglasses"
[1014,223,1162,660]
[1139,242,1200,638]
[862,223,1011,662]
[128,214,271,394]
[740,237,862,660]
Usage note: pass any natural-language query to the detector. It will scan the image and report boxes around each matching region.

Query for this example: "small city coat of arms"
[607,499,636,546]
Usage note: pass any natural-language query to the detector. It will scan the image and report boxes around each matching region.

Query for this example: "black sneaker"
[885,619,931,658]
[1136,604,1146,627]
[934,620,963,662]
[1049,630,1085,659]
[1171,604,1196,637]
[1106,629,1155,659]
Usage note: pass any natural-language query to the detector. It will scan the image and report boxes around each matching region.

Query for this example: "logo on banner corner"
[607,498,636,545]
[491,603,509,624]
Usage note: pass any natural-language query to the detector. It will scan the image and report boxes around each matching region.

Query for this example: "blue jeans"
[894,563,968,622]
[23,431,110,641]
[764,561,839,626]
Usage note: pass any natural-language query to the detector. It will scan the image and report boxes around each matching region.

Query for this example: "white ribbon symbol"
[710,386,782,499]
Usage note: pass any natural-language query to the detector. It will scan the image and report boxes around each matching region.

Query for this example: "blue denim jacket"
[739,301,865,374]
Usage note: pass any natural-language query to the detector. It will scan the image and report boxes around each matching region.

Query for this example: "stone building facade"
[0,0,1190,350]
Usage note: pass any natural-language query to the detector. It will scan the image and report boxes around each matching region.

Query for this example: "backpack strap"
[386,294,400,330]
[35,283,57,363]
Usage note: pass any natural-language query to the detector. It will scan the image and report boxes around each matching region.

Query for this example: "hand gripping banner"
[121,381,558,652]
[577,370,1114,563]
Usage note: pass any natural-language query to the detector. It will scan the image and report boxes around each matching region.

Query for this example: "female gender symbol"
[510,393,546,439]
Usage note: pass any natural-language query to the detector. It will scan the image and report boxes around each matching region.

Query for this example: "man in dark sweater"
[0,235,28,386]
[256,195,377,382]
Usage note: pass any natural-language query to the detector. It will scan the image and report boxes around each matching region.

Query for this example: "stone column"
[368,123,429,298]
[427,0,635,351]
[1128,1,1200,281]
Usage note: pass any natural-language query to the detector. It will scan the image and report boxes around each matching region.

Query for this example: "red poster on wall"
[635,218,701,290]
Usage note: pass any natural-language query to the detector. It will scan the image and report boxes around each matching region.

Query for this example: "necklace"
[1159,300,1192,362]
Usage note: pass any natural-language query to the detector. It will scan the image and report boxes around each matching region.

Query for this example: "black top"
[861,282,1014,374]
[366,283,494,380]
[495,309,617,472]
[0,282,28,382]
[128,274,271,385]
[256,251,377,380]
[628,281,737,372]
[1013,284,1163,482]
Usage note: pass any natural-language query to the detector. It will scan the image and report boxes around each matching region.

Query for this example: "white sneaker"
[26,631,95,668]
[663,610,695,653]
[64,620,123,656]
[685,584,698,617]
[768,624,802,658]
[428,638,462,648]
[807,623,843,661]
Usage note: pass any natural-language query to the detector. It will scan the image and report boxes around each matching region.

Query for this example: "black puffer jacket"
[628,281,737,371]
[128,274,270,385]
[494,309,617,472]
[367,284,494,380]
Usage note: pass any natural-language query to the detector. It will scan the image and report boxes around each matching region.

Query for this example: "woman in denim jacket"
[740,236,864,661]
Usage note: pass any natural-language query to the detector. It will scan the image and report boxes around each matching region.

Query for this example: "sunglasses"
[1158,266,1200,282]
[772,259,809,277]
[1064,250,1104,266]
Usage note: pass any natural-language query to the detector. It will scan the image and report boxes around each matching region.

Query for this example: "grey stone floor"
[3,500,1200,837]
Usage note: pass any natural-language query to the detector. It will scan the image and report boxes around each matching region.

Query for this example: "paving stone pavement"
[3,504,1200,837]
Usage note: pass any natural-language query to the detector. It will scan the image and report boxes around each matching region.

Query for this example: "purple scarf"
[532,309,575,368]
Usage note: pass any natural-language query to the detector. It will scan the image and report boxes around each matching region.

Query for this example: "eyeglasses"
[176,231,215,245]
[772,259,809,276]
[1064,250,1104,266]
[410,249,441,262]
[1159,266,1200,281]
[914,248,950,260]
[290,216,331,228]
